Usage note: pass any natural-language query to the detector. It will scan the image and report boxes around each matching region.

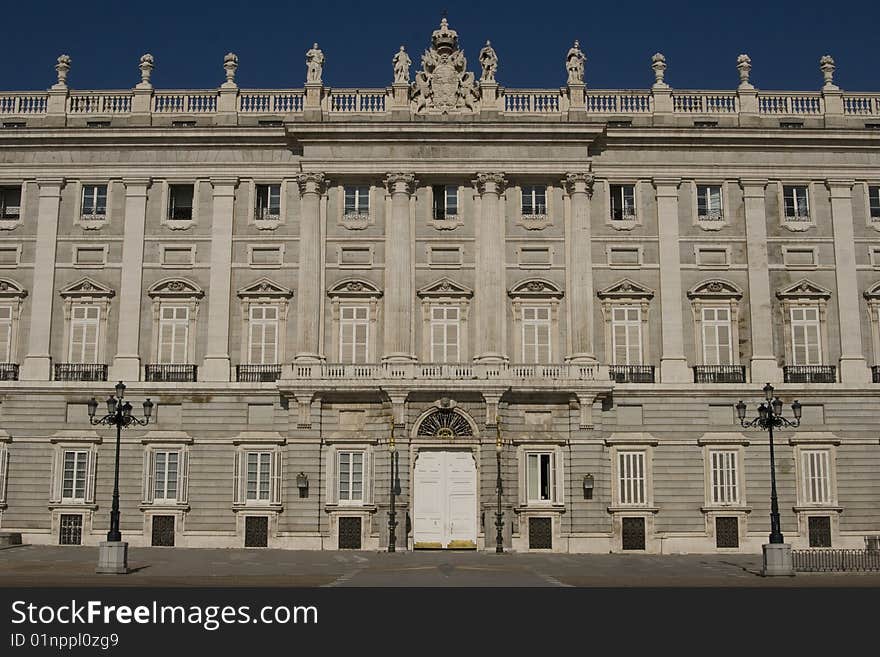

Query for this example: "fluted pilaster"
[473,172,508,362]
[563,172,596,362]
[383,173,417,362]
[295,172,326,362]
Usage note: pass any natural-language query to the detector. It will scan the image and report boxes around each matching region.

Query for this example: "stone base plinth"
[96,541,129,575]
[0,531,22,547]
[761,543,794,577]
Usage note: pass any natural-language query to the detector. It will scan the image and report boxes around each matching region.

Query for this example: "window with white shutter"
[246,451,272,503]
[153,451,180,502]
[430,306,460,362]
[255,184,281,220]
[248,306,279,365]
[696,185,723,221]
[340,306,369,363]
[611,306,642,365]
[526,452,555,503]
[521,306,551,363]
[790,307,822,365]
[158,306,189,364]
[783,185,810,220]
[81,184,107,218]
[618,451,646,505]
[69,305,100,363]
[701,307,733,365]
[337,451,365,503]
[802,450,831,504]
[0,304,12,363]
[710,450,739,504]
[61,450,89,502]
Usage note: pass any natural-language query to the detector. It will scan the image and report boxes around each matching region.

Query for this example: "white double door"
[413,450,477,549]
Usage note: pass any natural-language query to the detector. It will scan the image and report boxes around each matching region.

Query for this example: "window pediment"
[147,277,204,300]
[237,277,293,299]
[597,278,654,301]
[776,279,831,301]
[328,277,383,299]
[417,277,473,299]
[687,279,743,301]
[508,278,563,299]
[59,277,115,299]
[864,281,880,301]
[0,278,27,300]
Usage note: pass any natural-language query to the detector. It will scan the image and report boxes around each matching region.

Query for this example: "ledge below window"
[700,506,752,514]
[607,506,660,514]
[231,504,283,513]
[138,503,191,512]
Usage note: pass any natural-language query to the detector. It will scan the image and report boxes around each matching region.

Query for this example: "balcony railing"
[289,362,599,381]
[693,365,746,383]
[783,365,837,383]
[792,548,880,572]
[145,364,198,382]
[236,364,282,382]
[0,363,18,381]
[609,365,655,383]
[54,363,108,381]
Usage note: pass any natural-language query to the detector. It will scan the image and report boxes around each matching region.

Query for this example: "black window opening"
[432,185,459,220]
[168,185,194,220]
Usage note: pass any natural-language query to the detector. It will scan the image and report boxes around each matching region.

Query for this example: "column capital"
[473,172,507,195]
[826,179,855,197]
[739,178,768,196]
[122,178,152,196]
[383,172,417,196]
[210,177,238,195]
[652,177,681,195]
[35,178,65,195]
[295,172,326,196]
[562,172,595,197]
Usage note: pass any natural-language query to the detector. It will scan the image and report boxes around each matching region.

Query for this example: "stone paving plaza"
[1,545,879,587]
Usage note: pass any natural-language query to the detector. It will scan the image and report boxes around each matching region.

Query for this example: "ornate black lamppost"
[387,423,400,553]
[736,382,801,576]
[495,417,504,554]
[88,381,153,573]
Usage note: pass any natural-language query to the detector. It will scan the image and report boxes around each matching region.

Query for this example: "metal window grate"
[622,517,646,550]
[244,516,269,547]
[236,364,282,382]
[808,516,832,547]
[151,515,175,547]
[528,517,553,550]
[59,514,83,545]
[715,516,739,548]
[54,363,108,381]
[145,364,197,382]
[338,517,362,549]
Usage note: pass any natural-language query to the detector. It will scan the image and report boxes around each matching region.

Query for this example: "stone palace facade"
[0,19,878,553]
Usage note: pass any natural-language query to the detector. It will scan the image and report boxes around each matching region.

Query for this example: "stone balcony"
[286,361,603,383]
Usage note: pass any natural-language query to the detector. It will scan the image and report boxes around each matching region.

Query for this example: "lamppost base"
[761,543,795,577]
[96,541,129,575]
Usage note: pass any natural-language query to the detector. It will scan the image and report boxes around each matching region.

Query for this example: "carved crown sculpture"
[431,17,459,54]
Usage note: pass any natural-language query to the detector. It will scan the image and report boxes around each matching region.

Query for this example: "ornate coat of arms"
[412,18,479,114]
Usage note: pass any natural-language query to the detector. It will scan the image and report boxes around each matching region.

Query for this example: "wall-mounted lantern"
[583,473,594,500]
[296,472,309,498]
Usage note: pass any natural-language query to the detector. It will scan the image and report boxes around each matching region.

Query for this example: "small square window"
[255,184,281,221]
[171,120,196,128]
[783,185,810,221]
[610,185,636,221]
[80,185,108,219]
[432,185,459,220]
[0,186,22,220]
[521,186,547,216]
[869,186,880,220]
[694,120,718,128]
[344,186,370,216]
[696,185,723,222]
[168,185,194,220]
[86,120,110,128]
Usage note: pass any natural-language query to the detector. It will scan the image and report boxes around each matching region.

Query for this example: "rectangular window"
[61,450,88,501]
[248,306,278,365]
[701,307,733,365]
[618,451,646,505]
[526,452,554,502]
[430,306,460,362]
[432,185,459,220]
[521,186,547,215]
[869,186,880,220]
[168,185,194,220]
[0,186,21,220]
[153,450,179,501]
[0,304,12,363]
[69,305,100,363]
[344,186,370,215]
[340,306,369,363]
[611,306,642,365]
[521,306,551,363]
[610,184,636,221]
[802,450,830,504]
[81,184,107,218]
[783,185,810,220]
[710,450,739,504]
[790,307,821,365]
[337,450,365,503]
[158,306,188,364]
[255,184,281,220]
[246,451,272,502]
[697,185,723,221]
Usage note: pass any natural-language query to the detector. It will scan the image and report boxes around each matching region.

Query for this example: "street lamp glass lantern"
[772,396,783,417]
[763,383,774,401]
[735,400,746,421]
[106,395,117,415]
[122,401,132,418]
[87,397,98,418]
[792,399,802,420]
[143,398,154,419]
[114,381,126,399]
[758,404,769,421]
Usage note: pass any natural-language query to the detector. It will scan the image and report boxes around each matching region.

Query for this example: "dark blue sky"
[1,0,878,92]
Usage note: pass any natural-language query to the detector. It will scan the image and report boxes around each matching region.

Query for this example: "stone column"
[21,179,64,380]
[201,178,236,381]
[383,173,417,362]
[473,173,508,363]
[828,180,870,382]
[294,173,325,363]
[563,172,596,362]
[110,179,151,381]
[741,179,781,382]
[654,178,690,382]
